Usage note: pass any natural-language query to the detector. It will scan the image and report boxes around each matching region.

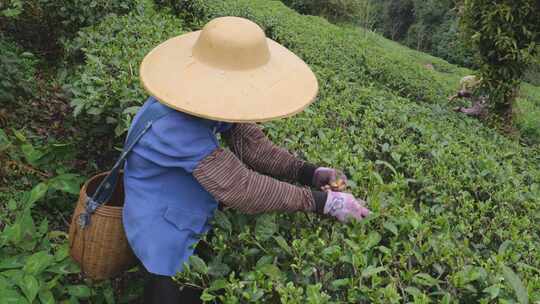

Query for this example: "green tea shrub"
[63,6,183,136]
[280,0,367,23]
[0,129,117,302]
[154,0,203,27]
[515,84,540,145]
[0,0,140,56]
[0,36,37,103]
[164,0,540,302]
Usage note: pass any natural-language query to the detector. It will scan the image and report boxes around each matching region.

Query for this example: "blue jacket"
[123,97,232,276]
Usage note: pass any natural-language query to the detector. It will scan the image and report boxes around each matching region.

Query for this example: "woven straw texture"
[68,172,138,280]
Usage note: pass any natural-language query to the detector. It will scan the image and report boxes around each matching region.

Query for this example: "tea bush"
[280,0,369,23]
[63,4,184,136]
[0,36,37,103]
[0,129,121,302]
[0,0,140,55]
[153,0,540,302]
[516,84,540,145]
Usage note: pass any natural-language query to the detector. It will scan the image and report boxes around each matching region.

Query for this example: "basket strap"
[79,98,174,228]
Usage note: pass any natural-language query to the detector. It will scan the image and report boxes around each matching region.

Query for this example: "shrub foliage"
[0,36,36,103]
[0,0,139,55]
[64,5,184,136]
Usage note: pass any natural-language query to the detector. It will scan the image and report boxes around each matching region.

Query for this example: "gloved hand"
[324,191,370,223]
[313,167,348,191]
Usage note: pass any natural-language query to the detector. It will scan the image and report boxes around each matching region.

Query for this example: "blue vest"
[123,97,232,276]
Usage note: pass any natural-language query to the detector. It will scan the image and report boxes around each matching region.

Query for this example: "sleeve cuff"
[298,163,318,186]
[311,190,327,214]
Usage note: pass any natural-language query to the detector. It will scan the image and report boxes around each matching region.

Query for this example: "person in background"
[448,75,488,117]
[124,16,370,303]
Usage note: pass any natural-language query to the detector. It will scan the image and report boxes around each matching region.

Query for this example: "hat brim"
[140,31,319,123]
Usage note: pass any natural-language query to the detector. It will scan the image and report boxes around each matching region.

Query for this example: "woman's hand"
[313,167,348,191]
[324,191,370,223]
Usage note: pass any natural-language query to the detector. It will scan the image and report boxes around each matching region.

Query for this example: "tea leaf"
[213,210,232,233]
[502,265,528,304]
[383,221,398,236]
[0,256,23,270]
[0,288,27,304]
[47,260,80,274]
[331,278,350,289]
[66,285,92,298]
[26,183,48,207]
[48,174,83,195]
[208,279,227,291]
[54,244,70,262]
[23,251,54,275]
[189,256,208,275]
[18,275,39,303]
[413,273,440,287]
[364,231,382,249]
[38,289,55,304]
[255,214,277,241]
[12,129,26,142]
[256,255,274,268]
[273,235,292,255]
[258,264,281,280]
[103,283,115,304]
[208,260,230,278]
[0,129,12,151]
[361,266,385,278]
[483,285,500,300]
[21,144,44,165]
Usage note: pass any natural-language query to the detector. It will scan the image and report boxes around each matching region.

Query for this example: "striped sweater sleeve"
[222,123,318,185]
[193,147,326,214]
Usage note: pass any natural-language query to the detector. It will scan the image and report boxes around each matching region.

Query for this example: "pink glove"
[324,191,370,223]
[313,167,348,191]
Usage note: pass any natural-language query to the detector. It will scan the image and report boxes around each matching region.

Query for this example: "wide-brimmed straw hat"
[140,16,318,122]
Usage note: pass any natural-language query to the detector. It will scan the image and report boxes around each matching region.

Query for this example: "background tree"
[459,0,540,119]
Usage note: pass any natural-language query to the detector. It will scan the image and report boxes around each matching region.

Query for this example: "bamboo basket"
[68,171,138,280]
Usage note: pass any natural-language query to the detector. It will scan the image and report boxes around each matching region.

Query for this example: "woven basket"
[68,171,138,280]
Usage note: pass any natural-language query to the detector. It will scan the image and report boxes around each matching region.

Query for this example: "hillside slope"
[161,0,539,302]
[347,25,540,145]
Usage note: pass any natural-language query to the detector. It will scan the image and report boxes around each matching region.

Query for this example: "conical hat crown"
[193,17,271,70]
[140,16,318,122]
